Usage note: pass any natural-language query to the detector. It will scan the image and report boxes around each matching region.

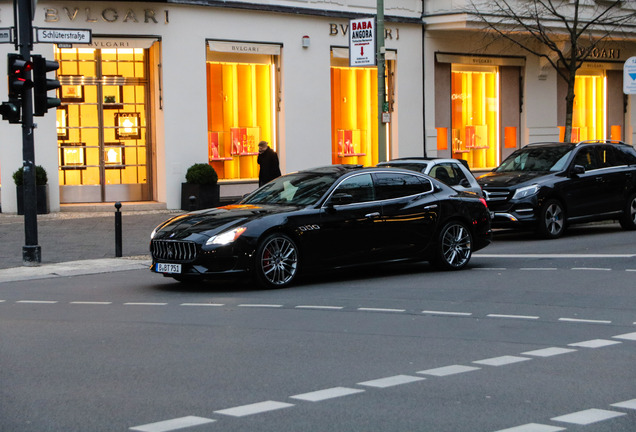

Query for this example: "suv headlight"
[512,184,539,200]
[206,227,247,246]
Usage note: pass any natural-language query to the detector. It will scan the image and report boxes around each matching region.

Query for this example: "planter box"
[181,183,220,211]
[17,185,50,215]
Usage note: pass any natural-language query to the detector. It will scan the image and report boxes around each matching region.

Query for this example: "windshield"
[496,146,573,173]
[241,172,338,206]
[380,163,428,173]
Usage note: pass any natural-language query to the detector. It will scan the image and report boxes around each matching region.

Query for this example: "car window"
[380,162,428,173]
[243,172,337,206]
[431,163,466,186]
[374,172,432,200]
[332,173,375,203]
[596,146,623,168]
[497,146,573,172]
[616,145,636,165]
[572,147,600,171]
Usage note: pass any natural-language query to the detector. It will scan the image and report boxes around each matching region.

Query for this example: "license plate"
[156,263,182,274]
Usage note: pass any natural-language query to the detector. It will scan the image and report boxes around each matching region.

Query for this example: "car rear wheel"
[254,233,299,289]
[538,199,565,239]
[432,221,473,270]
[619,193,636,230]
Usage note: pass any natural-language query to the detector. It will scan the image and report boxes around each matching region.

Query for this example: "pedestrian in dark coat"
[257,141,282,187]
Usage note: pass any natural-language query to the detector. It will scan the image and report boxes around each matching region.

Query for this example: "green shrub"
[185,163,218,185]
[13,165,48,186]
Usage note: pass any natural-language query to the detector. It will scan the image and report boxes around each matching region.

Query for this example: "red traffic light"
[8,54,33,98]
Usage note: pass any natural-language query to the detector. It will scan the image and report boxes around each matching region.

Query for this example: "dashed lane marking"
[422,310,472,316]
[357,307,406,313]
[70,301,112,305]
[571,267,612,271]
[123,302,167,306]
[16,300,58,304]
[357,374,425,388]
[180,303,224,307]
[520,268,557,271]
[551,408,626,425]
[295,305,343,310]
[492,424,565,432]
[611,398,636,410]
[568,339,622,348]
[488,314,540,320]
[290,387,364,402]
[473,355,532,367]
[214,401,294,417]
[521,347,577,357]
[417,365,481,376]
[237,304,282,308]
[559,318,612,324]
[129,416,215,432]
[613,331,636,341]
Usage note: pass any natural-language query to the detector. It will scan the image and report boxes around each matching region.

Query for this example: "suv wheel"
[538,199,565,239]
[619,193,636,230]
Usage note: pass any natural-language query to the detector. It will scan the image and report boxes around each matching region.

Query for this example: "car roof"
[525,140,631,149]
[378,157,471,170]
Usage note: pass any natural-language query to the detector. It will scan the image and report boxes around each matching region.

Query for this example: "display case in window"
[230,127,260,156]
[61,142,86,169]
[104,143,125,168]
[57,106,69,140]
[337,130,366,157]
[115,112,141,139]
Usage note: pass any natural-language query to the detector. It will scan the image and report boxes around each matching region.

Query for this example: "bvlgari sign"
[44,7,169,24]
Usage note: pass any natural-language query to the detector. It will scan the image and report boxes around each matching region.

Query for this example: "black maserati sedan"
[478,140,636,238]
[150,165,492,288]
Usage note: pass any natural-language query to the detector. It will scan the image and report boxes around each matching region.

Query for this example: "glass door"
[56,47,151,203]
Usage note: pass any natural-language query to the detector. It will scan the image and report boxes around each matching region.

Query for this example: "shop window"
[330,50,394,166]
[206,44,278,181]
[451,65,499,170]
[572,72,606,142]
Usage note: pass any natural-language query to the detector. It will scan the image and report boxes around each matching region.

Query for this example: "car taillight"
[479,197,488,208]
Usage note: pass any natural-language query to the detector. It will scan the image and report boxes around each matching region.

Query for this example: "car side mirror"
[328,192,354,207]
[571,164,585,177]
[459,178,470,187]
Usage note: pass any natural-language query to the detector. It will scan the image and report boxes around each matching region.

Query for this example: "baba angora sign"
[349,17,376,67]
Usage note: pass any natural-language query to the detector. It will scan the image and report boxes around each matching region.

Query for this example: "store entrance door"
[56,47,151,203]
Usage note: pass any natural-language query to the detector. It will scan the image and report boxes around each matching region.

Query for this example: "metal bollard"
[189,195,197,211]
[115,202,122,257]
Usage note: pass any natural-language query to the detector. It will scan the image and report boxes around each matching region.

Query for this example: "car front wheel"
[619,193,636,230]
[254,233,300,289]
[432,221,473,270]
[538,199,565,239]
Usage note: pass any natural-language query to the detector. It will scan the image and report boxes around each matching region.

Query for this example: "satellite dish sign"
[623,57,636,94]
[349,17,376,67]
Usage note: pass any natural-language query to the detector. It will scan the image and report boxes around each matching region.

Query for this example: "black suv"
[477,141,636,238]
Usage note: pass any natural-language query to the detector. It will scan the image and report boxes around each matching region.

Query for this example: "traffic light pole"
[16,0,41,265]
[376,0,386,163]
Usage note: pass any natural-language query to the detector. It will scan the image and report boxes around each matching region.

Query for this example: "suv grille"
[151,240,198,262]
[483,190,510,202]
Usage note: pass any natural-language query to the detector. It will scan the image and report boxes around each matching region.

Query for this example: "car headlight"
[206,227,247,246]
[150,227,158,240]
[512,184,539,200]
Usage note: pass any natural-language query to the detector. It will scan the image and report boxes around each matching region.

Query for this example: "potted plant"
[180,163,220,210]
[13,165,50,215]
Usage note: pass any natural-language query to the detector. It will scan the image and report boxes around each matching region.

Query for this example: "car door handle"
[424,205,438,210]
[365,212,381,219]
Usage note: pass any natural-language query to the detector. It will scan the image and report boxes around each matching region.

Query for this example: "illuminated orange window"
[206,43,278,181]
[330,50,394,166]
[451,65,500,170]
[571,71,606,142]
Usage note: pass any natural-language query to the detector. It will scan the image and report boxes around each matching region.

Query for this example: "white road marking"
[124,302,167,306]
[290,386,364,401]
[559,318,611,324]
[417,365,480,376]
[357,375,424,388]
[180,303,224,307]
[129,416,215,431]
[625,269,636,272]
[520,268,557,271]
[357,307,405,313]
[571,267,611,271]
[473,356,531,367]
[70,301,112,305]
[488,314,539,320]
[214,401,294,417]
[295,305,343,310]
[472,268,507,271]
[16,300,57,304]
[613,331,636,341]
[521,347,577,357]
[238,304,282,308]
[568,339,622,348]
[611,398,636,410]
[491,423,565,432]
[476,253,635,258]
[422,310,472,316]
[551,408,626,425]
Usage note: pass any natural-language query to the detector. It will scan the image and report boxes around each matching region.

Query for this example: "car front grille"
[483,189,510,203]
[151,240,198,262]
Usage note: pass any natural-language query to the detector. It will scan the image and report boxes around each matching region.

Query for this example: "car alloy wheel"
[255,233,299,288]
[539,199,565,239]
[619,193,636,230]
[434,221,473,270]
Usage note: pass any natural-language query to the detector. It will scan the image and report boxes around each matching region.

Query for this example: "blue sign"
[623,57,636,94]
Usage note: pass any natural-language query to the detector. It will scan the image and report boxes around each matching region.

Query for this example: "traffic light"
[0,99,20,123]
[31,55,61,116]
[8,53,33,98]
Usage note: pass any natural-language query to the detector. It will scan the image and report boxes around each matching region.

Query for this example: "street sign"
[349,17,376,67]
[0,27,13,44]
[623,56,636,95]
[35,28,92,44]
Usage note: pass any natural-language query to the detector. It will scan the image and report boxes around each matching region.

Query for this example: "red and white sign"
[349,17,376,67]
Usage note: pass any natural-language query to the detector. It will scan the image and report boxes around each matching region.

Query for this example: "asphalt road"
[1,223,635,432]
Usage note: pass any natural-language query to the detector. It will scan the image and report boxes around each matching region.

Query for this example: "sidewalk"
[0,209,182,281]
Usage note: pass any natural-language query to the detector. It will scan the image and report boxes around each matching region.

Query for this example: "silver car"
[377,157,483,197]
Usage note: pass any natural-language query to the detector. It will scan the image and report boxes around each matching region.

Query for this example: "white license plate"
[156,263,182,274]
